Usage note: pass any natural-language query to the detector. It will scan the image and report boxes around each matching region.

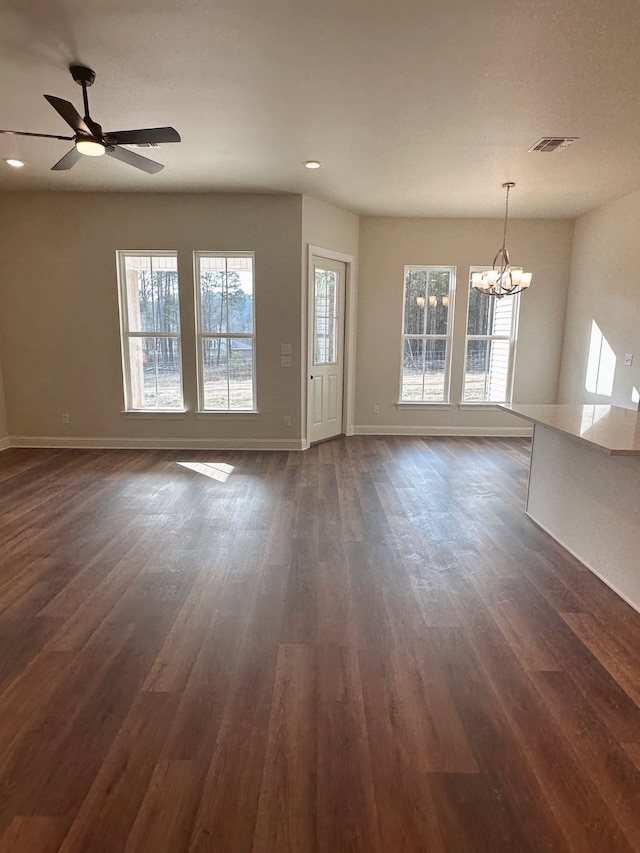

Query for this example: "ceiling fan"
[0,65,180,174]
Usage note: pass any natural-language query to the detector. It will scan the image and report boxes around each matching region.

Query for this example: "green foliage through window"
[401,267,454,402]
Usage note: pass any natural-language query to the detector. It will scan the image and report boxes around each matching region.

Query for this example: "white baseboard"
[3,429,531,452]
[353,424,533,437]
[8,435,306,451]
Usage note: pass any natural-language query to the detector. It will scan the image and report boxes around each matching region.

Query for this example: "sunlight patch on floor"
[177,461,234,482]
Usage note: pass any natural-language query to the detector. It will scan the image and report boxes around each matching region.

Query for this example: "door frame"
[304,245,357,449]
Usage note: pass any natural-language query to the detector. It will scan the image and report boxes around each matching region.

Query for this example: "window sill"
[122,410,188,419]
[457,403,508,411]
[396,402,452,411]
[194,411,260,420]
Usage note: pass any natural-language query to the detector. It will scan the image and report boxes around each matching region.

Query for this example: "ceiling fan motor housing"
[69,65,96,87]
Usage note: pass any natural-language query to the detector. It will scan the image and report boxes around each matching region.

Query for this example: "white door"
[309,256,346,444]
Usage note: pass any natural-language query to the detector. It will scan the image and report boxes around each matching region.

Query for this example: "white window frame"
[194,251,257,413]
[399,265,456,404]
[462,266,520,405]
[116,250,184,412]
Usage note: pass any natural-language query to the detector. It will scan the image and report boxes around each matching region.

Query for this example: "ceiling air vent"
[528,137,578,153]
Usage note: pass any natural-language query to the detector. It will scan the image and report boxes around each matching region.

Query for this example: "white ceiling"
[1,0,639,218]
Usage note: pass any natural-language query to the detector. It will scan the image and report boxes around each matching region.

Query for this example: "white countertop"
[499,403,640,455]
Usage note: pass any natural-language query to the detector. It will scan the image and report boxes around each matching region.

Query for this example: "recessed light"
[4,158,25,168]
[304,160,321,169]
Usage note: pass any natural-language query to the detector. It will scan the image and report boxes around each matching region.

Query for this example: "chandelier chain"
[502,183,511,250]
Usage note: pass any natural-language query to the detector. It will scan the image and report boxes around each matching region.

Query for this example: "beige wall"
[356,216,574,433]
[302,196,360,257]
[558,190,640,409]
[0,192,304,447]
[0,190,581,448]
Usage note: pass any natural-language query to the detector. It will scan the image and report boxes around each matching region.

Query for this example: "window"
[195,252,255,411]
[400,266,455,402]
[117,251,183,410]
[314,267,338,365]
[463,268,519,403]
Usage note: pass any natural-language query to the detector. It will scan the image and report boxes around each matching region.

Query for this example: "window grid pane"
[402,338,448,402]
[463,271,517,403]
[118,252,183,411]
[201,337,254,410]
[401,267,454,403]
[196,252,256,412]
[314,270,338,365]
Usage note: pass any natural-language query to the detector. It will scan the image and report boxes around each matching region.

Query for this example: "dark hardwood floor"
[0,436,639,852]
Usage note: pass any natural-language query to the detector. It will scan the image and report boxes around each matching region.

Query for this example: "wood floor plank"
[123,760,202,853]
[425,625,572,853]
[58,691,181,853]
[0,817,69,853]
[358,645,448,852]
[0,438,639,852]
[534,670,640,850]
[316,646,381,853]
[251,644,317,853]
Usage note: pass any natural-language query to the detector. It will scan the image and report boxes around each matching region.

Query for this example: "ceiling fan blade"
[51,147,82,171]
[106,127,181,145]
[44,95,91,135]
[106,145,164,174]
[0,129,74,141]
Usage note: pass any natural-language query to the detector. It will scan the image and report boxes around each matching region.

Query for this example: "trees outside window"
[463,267,519,403]
[195,252,255,411]
[401,266,455,402]
[116,252,183,410]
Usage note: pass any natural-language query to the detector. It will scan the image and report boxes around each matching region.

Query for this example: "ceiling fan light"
[76,138,105,157]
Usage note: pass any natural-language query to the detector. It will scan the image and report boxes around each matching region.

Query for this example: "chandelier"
[471,182,532,298]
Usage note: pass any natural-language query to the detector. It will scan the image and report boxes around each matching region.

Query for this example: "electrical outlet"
[372,404,380,415]
[283,416,292,427]
[624,354,633,366]
[62,413,70,424]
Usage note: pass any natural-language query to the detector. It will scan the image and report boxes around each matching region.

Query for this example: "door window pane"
[314,269,338,364]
